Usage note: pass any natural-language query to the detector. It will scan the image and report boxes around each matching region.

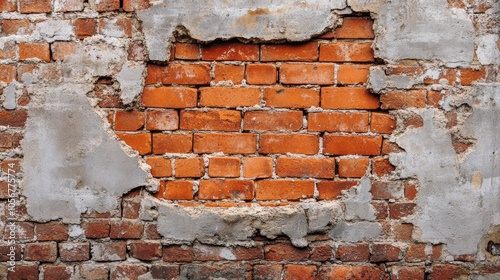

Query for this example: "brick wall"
[0,0,498,279]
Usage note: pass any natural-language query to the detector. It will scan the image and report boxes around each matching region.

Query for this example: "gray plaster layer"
[344,177,377,221]
[3,83,16,110]
[390,84,500,255]
[330,221,382,242]
[35,20,74,43]
[476,34,500,65]
[22,84,148,223]
[145,199,342,247]
[117,62,146,105]
[137,0,346,61]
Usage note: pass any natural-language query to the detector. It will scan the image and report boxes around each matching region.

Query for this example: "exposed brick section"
[155,180,194,200]
[146,156,172,177]
[284,265,317,280]
[337,64,371,84]
[163,245,193,262]
[309,112,369,132]
[317,180,358,200]
[265,243,309,261]
[335,18,375,39]
[153,133,192,154]
[324,135,382,156]
[19,42,50,62]
[254,265,283,280]
[199,87,261,108]
[264,87,320,108]
[74,18,97,39]
[259,133,319,155]
[280,63,334,84]
[370,244,401,262]
[130,241,162,260]
[261,42,318,61]
[146,110,179,131]
[84,220,110,238]
[175,43,199,60]
[115,111,145,131]
[193,133,257,154]
[201,42,259,61]
[276,157,335,178]
[142,87,198,108]
[52,42,77,60]
[337,243,370,262]
[109,220,143,239]
[243,157,273,178]
[214,63,245,84]
[44,266,73,280]
[244,111,303,131]
[208,157,241,177]
[24,242,57,262]
[246,64,277,85]
[321,87,379,109]
[7,266,39,280]
[318,265,384,279]
[199,180,254,200]
[2,19,31,35]
[175,157,205,178]
[381,90,427,109]
[180,110,241,131]
[146,63,211,85]
[59,242,90,262]
[0,0,16,11]
[0,110,28,127]
[92,0,119,11]
[320,42,374,62]
[338,157,370,178]
[117,132,151,155]
[256,180,315,200]
[36,221,69,241]
[20,0,52,13]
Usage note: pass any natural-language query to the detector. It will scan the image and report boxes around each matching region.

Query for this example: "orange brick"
[98,18,132,37]
[123,0,150,11]
[51,42,77,60]
[259,134,319,155]
[335,18,374,39]
[321,87,378,109]
[427,90,444,108]
[2,19,30,35]
[193,133,256,154]
[276,158,335,179]
[16,63,61,83]
[159,181,193,200]
[92,0,119,11]
[324,135,382,156]
[243,157,273,178]
[308,112,369,132]
[208,157,241,178]
[280,63,334,85]
[201,42,259,61]
[115,111,145,131]
[380,90,426,109]
[199,87,260,108]
[146,110,179,130]
[264,87,319,108]
[180,110,241,132]
[175,158,205,178]
[246,64,276,85]
[317,181,358,200]
[146,63,211,85]
[256,180,314,200]
[243,111,302,131]
[74,18,97,39]
[198,180,254,200]
[117,133,151,155]
[460,68,486,85]
[337,65,371,85]
[372,157,395,177]
[284,265,317,280]
[338,158,370,178]
[152,134,192,154]
[20,0,52,13]
[371,113,396,134]
[320,42,374,62]
[0,65,16,83]
[175,43,199,60]
[142,87,197,108]
[19,42,50,62]
[214,64,244,84]
[146,157,172,177]
[261,42,318,61]
[424,69,457,85]
[0,0,16,11]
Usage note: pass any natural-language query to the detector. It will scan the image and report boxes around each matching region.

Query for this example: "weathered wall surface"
[0,0,499,279]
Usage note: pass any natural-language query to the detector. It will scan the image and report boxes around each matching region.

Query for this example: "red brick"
[175,157,205,178]
[265,243,309,261]
[264,87,319,108]
[372,157,395,177]
[20,0,52,13]
[284,265,317,280]
[98,18,132,37]
[261,42,318,61]
[0,65,16,83]
[0,133,13,149]
[280,63,334,85]
[3,221,34,240]
[0,41,16,59]
[130,241,161,261]
[146,63,211,85]
[51,42,77,60]
[253,265,283,280]
[193,244,264,261]
[337,243,370,262]
[84,220,110,238]
[309,112,369,132]
[122,199,140,219]
[391,266,425,280]
[115,111,145,131]
[405,243,441,262]
[128,40,146,61]
[246,64,276,85]
[175,43,199,60]
[144,223,161,239]
[276,157,335,179]
[242,157,272,179]
[78,264,110,279]
[199,87,260,108]
[37,221,68,241]
[393,223,413,241]
[370,243,401,262]
[259,133,319,155]
[338,157,370,178]
[244,111,302,131]
[92,0,119,11]
[153,133,192,154]
[214,63,244,84]
[193,133,256,154]
[201,42,259,61]
[111,265,148,280]
[208,157,241,177]
[318,265,384,279]
[430,264,469,280]
[321,87,378,109]
[7,265,38,280]
[320,42,374,62]
[371,112,396,134]
[180,110,241,131]
[337,64,371,85]
[0,0,16,11]
[198,180,254,200]
[146,156,172,177]
[317,180,358,200]
[324,134,382,156]
[163,245,193,262]
[146,110,178,130]
[371,180,404,200]
[460,67,486,85]
[2,19,31,35]
[17,63,61,83]
[0,244,21,261]
[44,265,73,280]
[405,182,418,200]
[117,133,151,155]
[389,202,416,219]
[335,18,374,39]
[142,87,197,108]
[25,242,57,262]
[311,244,333,261]
[123,0,150,11]
[157,180,194,200]
[256,180,314,200]
[109,220,143,239]
[59,242,90,262]
[151,265,180,279]
[381,90,427,109]
[74,18,97,39]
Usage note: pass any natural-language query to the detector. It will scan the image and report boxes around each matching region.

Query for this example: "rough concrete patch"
[22,84,149,223]
[369,67,414,93]
[146,198,342,247]
[390,84,500,255]
[35,20,74,43]
[344,177,377,221]
[137,0,346,61]
[476,34,500,65]
[330,221,382,242]
[117,62,146,105]
[3,83,16,110]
